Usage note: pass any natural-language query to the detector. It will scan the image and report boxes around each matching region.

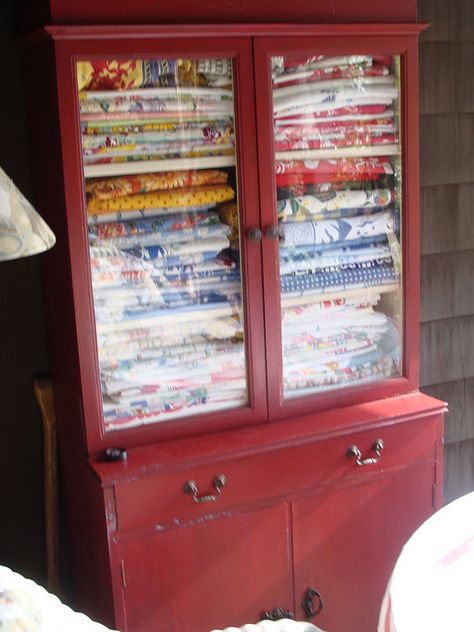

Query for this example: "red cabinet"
[39,24,427,451]
[292,465,435,631]
[117,505,292,632]
[96,408,441,632]
[24,12,445,632]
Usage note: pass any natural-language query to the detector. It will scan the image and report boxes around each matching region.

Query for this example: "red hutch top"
[21,2,445,631]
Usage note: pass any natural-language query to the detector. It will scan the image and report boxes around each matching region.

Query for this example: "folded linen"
[280,210,395,247]
[85,169,228,200]
[92,223,231,249]
[279,245,392,275]
[277,188,393,221]
[280,261,397,295]
[88,184,235,212]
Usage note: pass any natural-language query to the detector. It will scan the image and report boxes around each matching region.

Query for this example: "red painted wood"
[44,23,428,40]
[434,413,445,509]
[46,24,430,455]
[118,504,293,632]
[23,1,417,28]
[22,38,116,627]
[90,391,445,483]
[23,20,444,632]
[292,464,435,631]
[113,416,436,532]
[51,34,267,455]
[253,32,424,421]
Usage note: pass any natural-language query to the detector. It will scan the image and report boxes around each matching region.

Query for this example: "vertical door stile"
[253,38,286,418]
[232,37,268,423]
[400,37,421,386]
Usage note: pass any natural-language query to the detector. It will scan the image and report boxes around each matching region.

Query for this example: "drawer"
[114,416,436,532]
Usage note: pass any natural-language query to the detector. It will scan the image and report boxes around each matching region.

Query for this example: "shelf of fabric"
[84,155,237,178]
[78,60,237,181]
[280,284,399,307]
[85,163,244,432]
[271,53,403,398]
[275,145,399,161]
[103,395,248,431]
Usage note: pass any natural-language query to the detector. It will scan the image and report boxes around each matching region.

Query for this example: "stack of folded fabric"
[77,58,235,168]
[272,54,398,160]
[86,169,245,430]
[272,54,402,395]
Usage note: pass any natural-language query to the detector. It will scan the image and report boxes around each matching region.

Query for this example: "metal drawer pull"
[347,438,384,466]
[183,474,227,503]
[302,586,323,620]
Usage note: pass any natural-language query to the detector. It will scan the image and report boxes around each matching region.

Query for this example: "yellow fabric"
[87,185,235,214]
[77,59,205,92]
[217,202,239,242]
[85,170,228,201]
[77,60,150,92]
[82,123,190,135]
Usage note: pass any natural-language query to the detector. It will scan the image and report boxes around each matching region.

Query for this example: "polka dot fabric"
[88,184,235,213]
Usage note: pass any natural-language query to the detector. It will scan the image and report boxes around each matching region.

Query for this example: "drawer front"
[114,416,436,532]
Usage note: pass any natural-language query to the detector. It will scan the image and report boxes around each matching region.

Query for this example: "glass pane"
[271,53,403,398]
[76,57,246,431]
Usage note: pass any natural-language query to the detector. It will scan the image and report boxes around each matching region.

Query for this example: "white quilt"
[210,619,324,632]
[0,566,117,632]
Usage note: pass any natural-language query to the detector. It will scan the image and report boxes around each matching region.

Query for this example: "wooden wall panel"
[0,381,46,574]
[0,300,50,386]
[418,0,474,42]
[0,4,50,583]
[420,115,474,186]
[443,438,474,503]
[420,43,474,114]
[421,250,474,322]
[421,183,474,255]
[419,0,474,504]
[420,316,474,387]
[422,379,474,444]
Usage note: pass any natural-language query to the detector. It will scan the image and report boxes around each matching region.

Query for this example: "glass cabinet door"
[75,54,255,432]
[256,43,407,409]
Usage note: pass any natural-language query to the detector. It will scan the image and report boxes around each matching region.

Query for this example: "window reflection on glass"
[271,54,403,398]
[77,58,247,431]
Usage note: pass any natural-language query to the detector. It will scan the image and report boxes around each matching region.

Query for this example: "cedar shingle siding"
[419,0,474,502]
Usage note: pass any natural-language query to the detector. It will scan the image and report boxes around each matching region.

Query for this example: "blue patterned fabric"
[281,260,397,295]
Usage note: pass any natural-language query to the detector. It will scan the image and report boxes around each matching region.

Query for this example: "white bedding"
[0,565,325,632]
[0,566,118,632]
[210,619,324,632]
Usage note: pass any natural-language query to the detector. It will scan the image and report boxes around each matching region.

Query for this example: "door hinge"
[120,559,127,589]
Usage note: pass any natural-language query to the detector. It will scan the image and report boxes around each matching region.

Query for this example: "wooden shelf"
[280,283,400,307]
[84,155,237,178]
[275,144,400,161]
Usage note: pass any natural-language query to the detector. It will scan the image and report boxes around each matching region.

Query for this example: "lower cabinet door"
[292,465,435,632]
[118,503,292,632]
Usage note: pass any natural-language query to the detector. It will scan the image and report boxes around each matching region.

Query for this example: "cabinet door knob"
[183,474,227,503]
[248,227,263,241]
[265,225,280,240]
[347,438,384,466]
[301,586,323,620]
